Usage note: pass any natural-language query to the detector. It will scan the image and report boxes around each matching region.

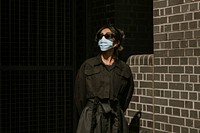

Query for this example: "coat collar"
[93,54,122,70]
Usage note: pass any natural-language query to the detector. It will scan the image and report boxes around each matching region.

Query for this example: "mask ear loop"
[112,27,125,58]
[115,28,125,51]
[94,32,99,43]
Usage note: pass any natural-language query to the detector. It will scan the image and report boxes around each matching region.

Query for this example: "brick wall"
[127,54,154,133]
[127,0,200,133]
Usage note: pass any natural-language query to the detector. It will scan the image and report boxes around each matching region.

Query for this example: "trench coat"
[74,55,134,133]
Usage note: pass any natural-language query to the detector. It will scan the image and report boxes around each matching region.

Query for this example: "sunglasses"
[97,33,114,41]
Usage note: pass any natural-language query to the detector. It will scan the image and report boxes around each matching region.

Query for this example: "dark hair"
[95,24,125,51]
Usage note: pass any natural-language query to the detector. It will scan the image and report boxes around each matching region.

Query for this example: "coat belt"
[88,97,121,133]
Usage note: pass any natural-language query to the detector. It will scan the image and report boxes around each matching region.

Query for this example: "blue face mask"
[98,36,113,51]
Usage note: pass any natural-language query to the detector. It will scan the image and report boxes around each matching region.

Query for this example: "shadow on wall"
[129,111,142,133]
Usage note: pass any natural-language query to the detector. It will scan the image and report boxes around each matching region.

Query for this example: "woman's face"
[100,28,119,47]
[100,28,112,35]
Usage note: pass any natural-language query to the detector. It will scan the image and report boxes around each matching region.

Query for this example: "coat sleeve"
[74,63,87,115]
[122,66,134,112]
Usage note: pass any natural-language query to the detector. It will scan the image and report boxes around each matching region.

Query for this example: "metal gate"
[0,1,75,133]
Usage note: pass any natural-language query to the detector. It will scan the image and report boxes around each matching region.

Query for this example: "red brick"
[189,93,197,100]
[169,14,184,23]
[189,128,198,133]
[189,40,197,47]
[194,66,200,74]
[173,108,180,116]
[185,49,194,56]
[154,1,167,8]
[168,0,184,6]
[169,49,184,57]
[181,91,188,99]
[189,21,198,29]
[153,9,159,17]
[169,116,184,125]
[154,17,167,25]
[169,99,184,107]
[185,83,193,91]
[181,109,189,117]
[186,119,193,127]
[190,110,198,119]
[194,102,200,110]
[172,23,180,31]
[185,13,193,21]
[169,66,184,73]
[140,81,153,88]
[181,75,189,82]
[189,57,197,65]
[181,127,189,133]
[185,31,193,39]
[194,84,200,92]
[154,66,168,73]
[154,50,168,57]
[194,12,200,19]
[181,22,189,30]
[169,83,184,90]
[173,125,181,133]
[194,120,200,128]
[140,97,153,104]
[155,114,168,123]
[173,6,181,14]
[181,4,189,12]
[185,101,193,108]
[165,7,172,15]
[189,3,198,11]
[172,58,179,65]
[180,58,188,65]
[169,32,184,40]
[154,98,168,105]
[194,30,200,38]
[154,33,167,41]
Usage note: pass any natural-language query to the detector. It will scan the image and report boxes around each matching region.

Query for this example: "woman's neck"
[100,50,115,65]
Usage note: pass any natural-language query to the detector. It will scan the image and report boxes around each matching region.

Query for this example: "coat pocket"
[114,69,131,92]
[84,68,100,76]
[84,68,101,92]
[115,69,131,79]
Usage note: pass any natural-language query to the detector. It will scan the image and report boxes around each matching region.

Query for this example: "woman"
[74,25,134,133]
